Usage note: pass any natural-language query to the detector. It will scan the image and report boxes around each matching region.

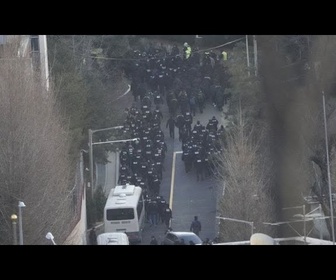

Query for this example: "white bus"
[104,184,145,244]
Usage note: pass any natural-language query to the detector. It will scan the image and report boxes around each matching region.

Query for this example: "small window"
[106,208,134,220]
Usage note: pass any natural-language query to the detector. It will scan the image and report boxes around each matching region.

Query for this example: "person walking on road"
[190,216,202,236]
[166,115,176,139]
[150,235,158,245]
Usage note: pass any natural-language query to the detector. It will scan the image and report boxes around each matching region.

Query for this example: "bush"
[86,185,107,228]
[94,185,107,222]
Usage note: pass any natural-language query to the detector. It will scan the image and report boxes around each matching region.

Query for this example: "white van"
[97,232,129,245]
[104,184,145,244]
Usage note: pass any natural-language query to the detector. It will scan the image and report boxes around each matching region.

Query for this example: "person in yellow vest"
[220,50,228,61]
[183,42,192,59]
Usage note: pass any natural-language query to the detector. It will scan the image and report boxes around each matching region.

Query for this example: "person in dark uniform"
[150,235,158,245]
[89,227,97,245]
[196,90,205,114]
[211,116,219,131]
[195,153,204,181]
[156,196,167,223]
[179,126,188,143]
[182,146,193,173]
[163,204,172,228]
[184,111,193,137]
[189,93,197,117]
[175,113,185,140]
[190,216,202,236]
[166,115,176,139]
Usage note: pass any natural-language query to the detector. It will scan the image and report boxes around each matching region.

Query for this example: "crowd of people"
[115,40,229,243]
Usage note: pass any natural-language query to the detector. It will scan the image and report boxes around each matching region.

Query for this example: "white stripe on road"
[169,151,183,213]
[112,84,131,102]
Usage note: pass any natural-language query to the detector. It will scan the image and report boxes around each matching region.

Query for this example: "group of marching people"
[116,40,229,227]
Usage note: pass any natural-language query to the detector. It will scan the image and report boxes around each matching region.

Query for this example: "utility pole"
[89,129,94,199]
[322,90,335,244]
[11,214,18,245]
[246,35,250,77]
[253,35,258,76]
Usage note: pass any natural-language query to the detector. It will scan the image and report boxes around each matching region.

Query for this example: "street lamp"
[253,35,258,76]
[46,232,56,245]
[11,214,18,245]
[88,126,124,198]
[322,90,335,245]
[18,201,26,245]
[246,35,251,77]
[216,216,254,237]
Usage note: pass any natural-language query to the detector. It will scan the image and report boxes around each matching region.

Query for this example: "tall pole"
[115,148,120,186]
[246,35,250,77]
[11,214,17,245]
[319,204,323,240]
[88,125,124,198]
[89,129,94,199]
[322,90,335,244]
[18,204,24,245]
[303,204,306,243]
[253,35,258,76]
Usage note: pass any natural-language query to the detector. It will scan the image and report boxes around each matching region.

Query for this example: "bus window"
[106,208,134,220]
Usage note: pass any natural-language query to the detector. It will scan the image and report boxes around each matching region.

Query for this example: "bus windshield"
[106,208,134,220]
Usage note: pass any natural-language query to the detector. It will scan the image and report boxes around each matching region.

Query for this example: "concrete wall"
[63,189,87,245]
[64,152,88,245]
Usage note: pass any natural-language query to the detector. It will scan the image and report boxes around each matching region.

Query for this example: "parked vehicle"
[97,232,130,245]
[162,231,202,245]
[104,184,145,244]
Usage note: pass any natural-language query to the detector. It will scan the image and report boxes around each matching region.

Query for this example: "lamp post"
[253,35,258,76]
[246,35,251,77]
[18,201,26,245]
[216,216,254,237]
[11,214,18,245]
[322,90,335,244]
[46,232,56,245]
[88,126,124,198]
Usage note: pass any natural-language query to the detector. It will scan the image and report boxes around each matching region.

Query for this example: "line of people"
[181,117,226,181]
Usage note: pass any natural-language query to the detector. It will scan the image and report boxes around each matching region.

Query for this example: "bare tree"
[213,110,277,242]
[0,38,75,244]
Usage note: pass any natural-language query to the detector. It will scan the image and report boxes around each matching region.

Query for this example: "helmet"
[184,42,188,47]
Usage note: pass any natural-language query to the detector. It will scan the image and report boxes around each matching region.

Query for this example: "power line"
[76,37,245,62]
